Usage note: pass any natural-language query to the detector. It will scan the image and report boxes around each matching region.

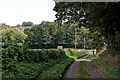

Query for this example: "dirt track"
[62,54,103,80]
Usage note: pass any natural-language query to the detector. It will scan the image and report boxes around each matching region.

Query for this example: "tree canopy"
[53,2,120,53]
[22,21,33,27]
[2,29,27,48]
[24,21,92,49]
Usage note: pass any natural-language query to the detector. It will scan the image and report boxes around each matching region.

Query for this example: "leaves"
[24,21,92,49]
[2,29,27,48]
[53,2,120,52]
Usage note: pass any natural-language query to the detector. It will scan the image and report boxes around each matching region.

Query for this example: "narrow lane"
[86,55,103,78]
[63,54,104,80]
[63,55,89,80]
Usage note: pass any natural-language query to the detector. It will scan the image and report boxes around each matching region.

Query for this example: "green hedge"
[2,49,88,79]
[2,58,66,79]
[23,49,68,62]
[2,61,48,79]
[2,48,68,79]
[2,48,68,63]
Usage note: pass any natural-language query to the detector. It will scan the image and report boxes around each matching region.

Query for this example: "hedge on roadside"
[23,49,68,62]
[2,49,89,79]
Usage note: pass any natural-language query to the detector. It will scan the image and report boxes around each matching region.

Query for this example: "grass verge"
[92,53,120,79]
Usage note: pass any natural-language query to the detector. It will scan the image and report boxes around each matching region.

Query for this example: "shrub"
[22,49,67,63]
[2,49,89,79]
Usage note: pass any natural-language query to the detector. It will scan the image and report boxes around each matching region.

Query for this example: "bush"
[2,62,49,79]
[38,58,73,80]
[23,49,68,63]
[2,49,89,79]
[2,46,25,64]
[37,50,88,80]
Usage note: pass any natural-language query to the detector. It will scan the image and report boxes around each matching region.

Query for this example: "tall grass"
[92,53,120,79]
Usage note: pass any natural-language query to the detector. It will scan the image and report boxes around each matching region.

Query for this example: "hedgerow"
[23,49,68,62]
[2,49,88,79]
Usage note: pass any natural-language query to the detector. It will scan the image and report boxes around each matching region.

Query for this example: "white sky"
[0,0,56,26]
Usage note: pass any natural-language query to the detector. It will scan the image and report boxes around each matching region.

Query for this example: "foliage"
[2,46,25,62]
[24,21,74,48]
[24,21,93,49]
[53,2,120,53]
[38,58,73,80]
[37,50,88,80]
[23,49,68,62]
[2,29,27,48]
[2,27,86,79]
[22,21,33,27]
[1,29,27,65]
[16,24,21,27]
[92,53,120,79]
[0,23,9,29]
[2,62,48,79]
[65,49,89,60]
[2,29,27,63]
[2,49,88,79]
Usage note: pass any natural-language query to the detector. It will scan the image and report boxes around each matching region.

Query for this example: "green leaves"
[2,29,27,48]
[23,49,68,62]
[2,28,28,63]
[2,47,88,79]
[24,22,75,49]
[22,21,33,27]
[24,21,93,49]
[53,2,120,53]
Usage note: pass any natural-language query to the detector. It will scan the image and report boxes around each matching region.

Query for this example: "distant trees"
[0,23,9,29]
[16,24,21,27]
[22,21,33,27]
[24,21,63,49]
[24,21,92,49]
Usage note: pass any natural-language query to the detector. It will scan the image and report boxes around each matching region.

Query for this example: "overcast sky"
[0,0,56,26]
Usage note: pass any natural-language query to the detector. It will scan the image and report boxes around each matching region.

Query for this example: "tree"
[53,2,120,52]
[24,21,92,49]
[2,28,27,61]
[2,29,27,48]
[24,21,59,49]
[22,21,33,27]
[16,24,21,27]
[0,23,9,29]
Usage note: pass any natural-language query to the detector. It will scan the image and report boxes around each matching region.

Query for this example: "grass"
[65,49,89,60]
[76,61,90,79]
[76,54,91,79]
[92,53,120,79]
